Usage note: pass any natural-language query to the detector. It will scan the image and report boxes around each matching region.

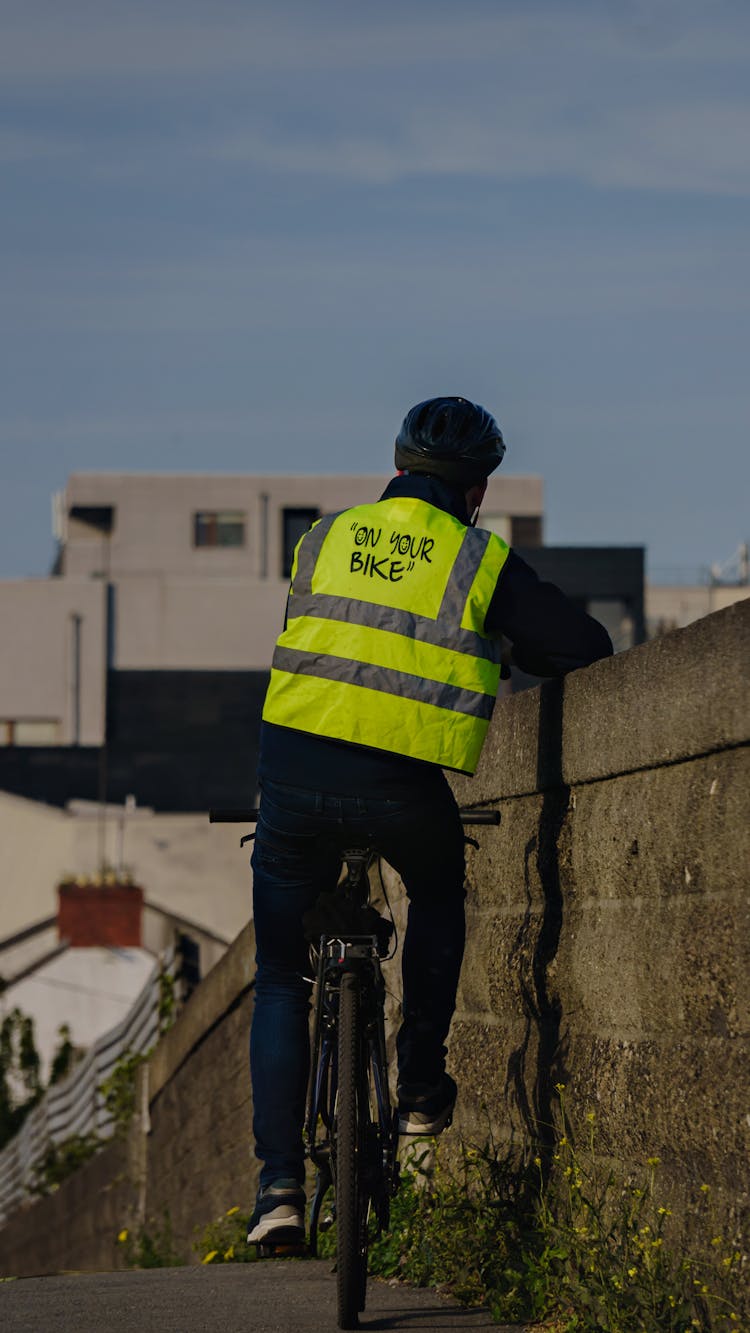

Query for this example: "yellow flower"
[586,1110,596,1123]
[647,1156,660,1167]
[700,1183,710,1193]
[223,1245,235,1260]
[628,1267,637,1278]
[202,1250,218,1264]
[652,1238,663,1248]
[225,1206,240,1217]
[555,1082,566,1092]
[559,1136,568,1147]
[117,1229,128,1244]
[534,1156,542,1166]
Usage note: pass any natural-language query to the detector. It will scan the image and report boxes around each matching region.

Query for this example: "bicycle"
[209,804,500,1330]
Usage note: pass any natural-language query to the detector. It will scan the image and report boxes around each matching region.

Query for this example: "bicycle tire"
[336,970,368,1329]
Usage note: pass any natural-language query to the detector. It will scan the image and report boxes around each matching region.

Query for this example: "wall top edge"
[454,599,749,803]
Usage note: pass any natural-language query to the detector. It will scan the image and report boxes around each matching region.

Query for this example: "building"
[4,471,543,742]
[646,581,748,638]
[0,470,544,810]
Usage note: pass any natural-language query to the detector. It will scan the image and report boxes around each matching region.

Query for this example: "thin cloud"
[210,96,750,196]
[4,4,748,197]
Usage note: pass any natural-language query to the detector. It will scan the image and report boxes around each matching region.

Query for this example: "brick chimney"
[58,882,144,948]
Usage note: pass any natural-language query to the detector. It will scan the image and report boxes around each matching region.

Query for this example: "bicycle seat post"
[341,847,373,908]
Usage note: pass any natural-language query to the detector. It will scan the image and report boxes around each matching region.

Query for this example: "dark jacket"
[258,474,613,795]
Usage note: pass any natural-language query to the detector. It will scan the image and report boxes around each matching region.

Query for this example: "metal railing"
[0,948,176,1226]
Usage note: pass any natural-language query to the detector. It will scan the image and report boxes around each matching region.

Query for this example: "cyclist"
[247,396,613,1245]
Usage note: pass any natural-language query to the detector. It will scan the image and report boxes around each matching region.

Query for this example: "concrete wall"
[114,576,288,669]
[0,578,105,744]
[448,597,749,1249]
[1,600,747,1279]
[0,925,257,1276]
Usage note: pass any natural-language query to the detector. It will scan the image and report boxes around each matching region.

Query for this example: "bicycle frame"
[305,848,398,1259]
[207,802,500,1321]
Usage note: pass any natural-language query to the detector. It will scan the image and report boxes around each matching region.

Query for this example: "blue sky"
[2,0,749,581]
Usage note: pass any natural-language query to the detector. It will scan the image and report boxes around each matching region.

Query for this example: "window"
[193,511,246,548]
[68,505,115,536]
[282,507,320,578]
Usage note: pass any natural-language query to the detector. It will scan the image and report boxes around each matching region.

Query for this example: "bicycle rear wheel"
[336,970,368,1329]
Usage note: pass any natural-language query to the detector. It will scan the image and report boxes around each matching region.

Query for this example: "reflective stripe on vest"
[262,497,509,773]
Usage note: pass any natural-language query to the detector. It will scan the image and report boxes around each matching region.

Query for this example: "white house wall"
[0,792,252,950]
[68,805,252,944]
[2,947,155,1080]
[0,793,76,939]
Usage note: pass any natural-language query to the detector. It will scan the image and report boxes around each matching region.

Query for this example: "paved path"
[1,1262,524,1332]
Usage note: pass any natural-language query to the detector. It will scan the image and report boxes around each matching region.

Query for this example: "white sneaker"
[247,1178,306,1244]
[397,1074,457,1136]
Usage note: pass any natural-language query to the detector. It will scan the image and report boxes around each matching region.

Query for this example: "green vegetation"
[32,1133,102,1194]
[0,1008,46,1149]
[99,1049,147,1136]
[1,961,177,1190]
[318,1087,744,1331]
[193,1206,258,1264]
[116,1212,182,1268]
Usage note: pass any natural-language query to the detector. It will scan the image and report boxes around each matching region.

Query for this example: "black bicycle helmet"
[395,396,506,486]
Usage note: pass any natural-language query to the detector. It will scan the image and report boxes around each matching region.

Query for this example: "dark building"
[511,545,645,690]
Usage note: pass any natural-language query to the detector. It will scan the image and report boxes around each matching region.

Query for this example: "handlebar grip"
[209,808,260,823]
[458,809,501,825]
[210,806,499,826]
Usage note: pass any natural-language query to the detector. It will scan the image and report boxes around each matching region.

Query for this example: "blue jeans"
[250,776,466,1186]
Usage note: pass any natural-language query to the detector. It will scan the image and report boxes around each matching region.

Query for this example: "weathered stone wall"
[0,1138,132,1276]
[1,600,747,1278]
[447,598,749,1253]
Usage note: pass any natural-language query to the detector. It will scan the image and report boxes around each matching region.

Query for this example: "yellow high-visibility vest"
[262,496,509,773]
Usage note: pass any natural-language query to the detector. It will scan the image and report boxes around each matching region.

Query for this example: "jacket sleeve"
[485,549,614,676]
